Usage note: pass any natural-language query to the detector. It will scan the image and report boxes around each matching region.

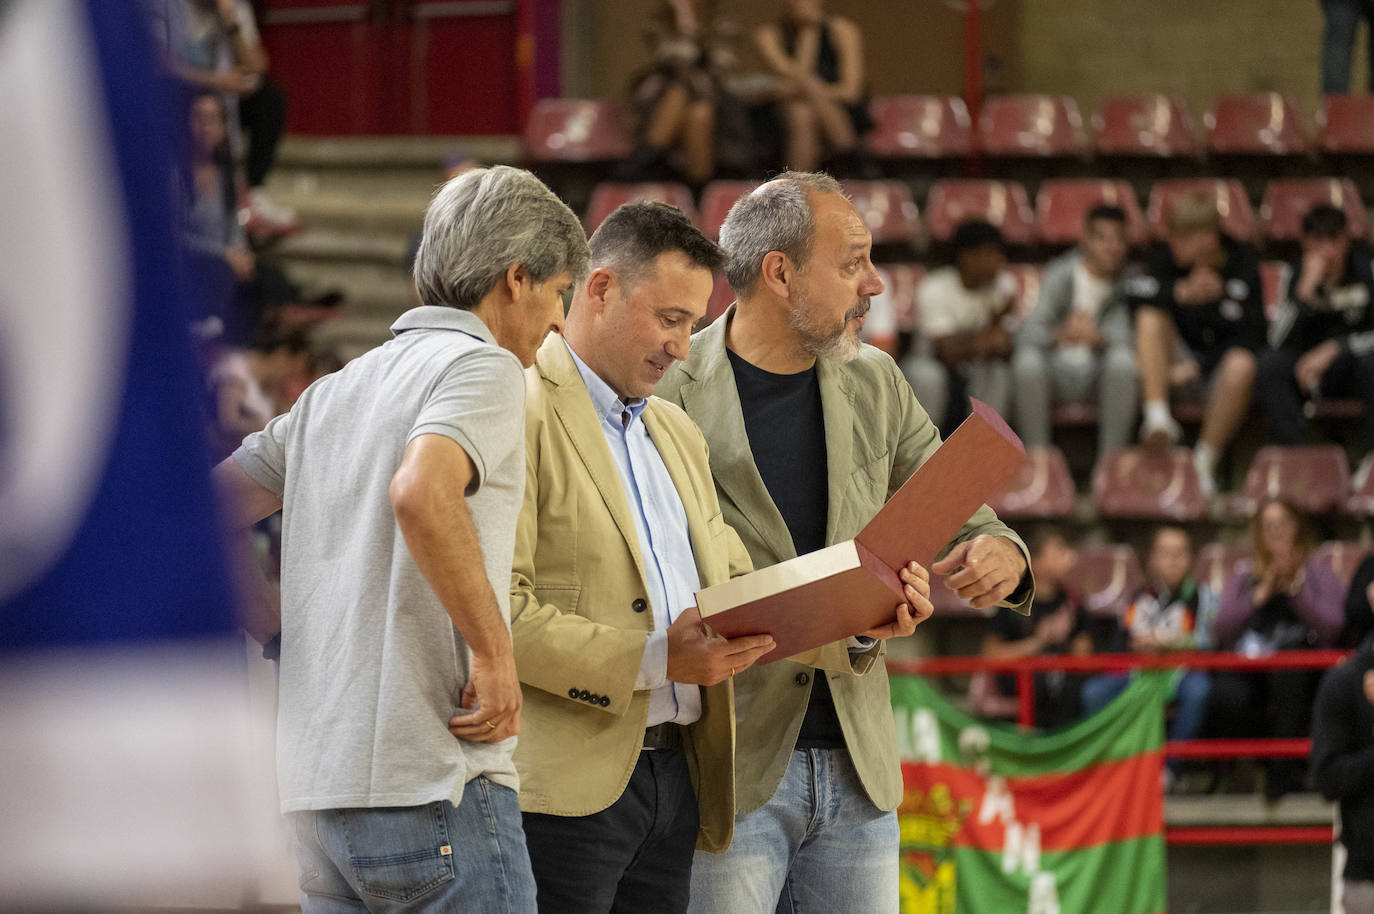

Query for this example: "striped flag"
[891,672,1172,914]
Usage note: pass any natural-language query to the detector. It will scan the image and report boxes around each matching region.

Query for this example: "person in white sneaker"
[1124,195,1266,496]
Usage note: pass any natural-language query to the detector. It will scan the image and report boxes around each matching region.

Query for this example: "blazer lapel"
[676,310,798,562]
[537,337,648,581]
[816,357,856,545]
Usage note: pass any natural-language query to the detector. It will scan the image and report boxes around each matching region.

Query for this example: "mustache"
[845,298,871,322]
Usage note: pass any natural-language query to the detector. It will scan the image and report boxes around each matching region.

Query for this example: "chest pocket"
[832,449,890,540]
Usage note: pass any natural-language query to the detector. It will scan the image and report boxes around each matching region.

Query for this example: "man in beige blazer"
[510,203,917,914]
[657,172,1035,914]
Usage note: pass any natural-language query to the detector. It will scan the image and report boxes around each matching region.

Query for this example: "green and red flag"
[891,671,1173,914]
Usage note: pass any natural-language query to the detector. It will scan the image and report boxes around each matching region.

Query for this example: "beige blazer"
[509,335,753,853]
[656,306,1034,815]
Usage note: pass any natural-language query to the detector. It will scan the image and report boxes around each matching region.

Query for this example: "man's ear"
[584,267,615,312]
[758,250,793,299]
[502,262,531,301]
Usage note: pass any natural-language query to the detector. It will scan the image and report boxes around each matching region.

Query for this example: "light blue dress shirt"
[565,339,702,727]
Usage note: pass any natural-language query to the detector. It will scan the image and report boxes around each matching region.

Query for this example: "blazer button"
[795,672,810,686]
[632,598,648,613]
[568,688,579,699]
[578,689,591,702]
[588,693,600,704]
[598,696,610,707]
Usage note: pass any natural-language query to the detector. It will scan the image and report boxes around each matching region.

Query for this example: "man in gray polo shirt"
[213,166,588,914]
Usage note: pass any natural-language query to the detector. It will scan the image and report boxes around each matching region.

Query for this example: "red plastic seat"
[1230,445,1351,517]
[523,98,633,162]
[866,95,973,159]
[1319,94,1374,154]
[1092,94,1199,158]
[1034,179,1148,246]
[583,182,697,234]
[1259,178,1368,243]
[703,274,735,325]
[1350,453,1374,515]
[1192,542,1252,597]
[925,179,1035,245]
[1313,541,1374,585]
[878,263,924,333]
[1004,263,1044,320]
[1092,447,1209,521]
[841,180,921,245]
[987,446,1076,519]
[1066,544,1145,617]
[698,180,758,240]
[1146,179,1257,242]
[1206,93,1311,156]
[978,94,1089,157]
[1258,261,1289,323]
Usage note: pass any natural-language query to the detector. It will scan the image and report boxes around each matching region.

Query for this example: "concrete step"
[263,188,432,233]
[285,260,414,314]
[275,227,412,266]
[277,135,522,170]
[1164,792,1334,827]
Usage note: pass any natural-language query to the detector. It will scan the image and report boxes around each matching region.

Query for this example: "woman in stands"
[1209,498,1345,798]
[754,0,871,174]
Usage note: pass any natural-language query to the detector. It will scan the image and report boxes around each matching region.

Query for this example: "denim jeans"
[1081,670,1211,775]
[290,777,536,914]
[688,749,898,914]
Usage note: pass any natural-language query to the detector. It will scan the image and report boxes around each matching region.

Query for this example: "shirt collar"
[563,337,648,429]
[390,306,498,346]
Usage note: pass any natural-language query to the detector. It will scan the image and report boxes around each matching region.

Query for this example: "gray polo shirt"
[233,306,526,813]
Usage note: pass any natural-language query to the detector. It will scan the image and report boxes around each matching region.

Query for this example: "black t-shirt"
[1276,243,1374,354]
[1125,235,1266,371]
[1311,646,1374,881]
[727,348,844,749]
[990,585,1089,696]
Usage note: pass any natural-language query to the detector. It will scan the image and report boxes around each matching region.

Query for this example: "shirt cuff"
[636,630,668,691]
[847,635,877,652]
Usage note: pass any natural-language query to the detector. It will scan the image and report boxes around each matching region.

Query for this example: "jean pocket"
[336,803,456,903]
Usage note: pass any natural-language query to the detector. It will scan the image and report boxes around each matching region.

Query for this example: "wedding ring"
[485,719,497,729]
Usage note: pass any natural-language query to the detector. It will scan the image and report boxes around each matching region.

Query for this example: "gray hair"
[719,171,843,297]
[413,165,589,311]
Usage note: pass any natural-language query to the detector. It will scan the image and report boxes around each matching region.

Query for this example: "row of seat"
[991,445,1374,523]
[583,176,1367,251]
[525,93,1374,165]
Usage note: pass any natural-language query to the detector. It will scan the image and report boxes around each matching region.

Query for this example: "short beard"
[786,290,868,362]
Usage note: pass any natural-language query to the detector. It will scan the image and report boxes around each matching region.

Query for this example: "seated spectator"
[1081,526,1214,788]
[623,0,740,183]
[224,0,295,232]
[904,220,1016,433]
[1258,204,1374,453]
[1013,205,1138,457]
[1210,498,1346,798]
[754,0,871,174]
[1126,194,1265,495]
[1310,588,1374,914]
[1344,554,1374,648]
[980,526,1093,730]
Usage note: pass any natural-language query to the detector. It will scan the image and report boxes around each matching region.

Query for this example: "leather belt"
[642,722,683,750]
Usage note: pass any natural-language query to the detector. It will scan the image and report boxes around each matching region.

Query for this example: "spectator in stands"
[1013,204,1138,457]
[1211,498,1346,799]
[1343,554,1374,648]
[624,0,740,184]
[1320,0,1374,93]
[1080,526,1214,788]
[1310,577,1374,914]
[223,0,294,230]
[1126,194,1265,496]
[754,0,871,175]
[903,220,1016,433]
[981,526,1092,730]
[1258,204,1374,453]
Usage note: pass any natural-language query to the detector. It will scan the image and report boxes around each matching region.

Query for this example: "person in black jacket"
[1258,204,1374,453]
[1311,568,1374,914]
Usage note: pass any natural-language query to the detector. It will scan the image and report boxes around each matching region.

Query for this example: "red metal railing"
[888,650,1349,846]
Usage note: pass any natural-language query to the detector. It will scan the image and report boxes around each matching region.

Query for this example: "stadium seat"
[1146,179,1257,242]
[1205,93,1311,156]
[1350,453,1374,515]
[1229,445,1351,517]
[704,274,734,325]
[1034,179,1148,246]
[1004,263,1044,319]
[698,180,757,240]
[1192,542,1251,597]
[1318,94,1374,154]
[986,446,1076,519]
[925,179,1035,246]
[1259,178,1368,243]
[523,98,633,162]
[1258,261,1289,323]
[978,94,1089,157]
[1313,540,1374,586]
[1092,448,1209,520]
[1092,94,1199,158]
[866,95,973,159]
[879,263,925,333]
[1066,544,1145,617]
[583,182,696,233]
[841,180,921,246]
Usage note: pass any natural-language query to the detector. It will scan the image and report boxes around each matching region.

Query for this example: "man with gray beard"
[656,171,1033,913]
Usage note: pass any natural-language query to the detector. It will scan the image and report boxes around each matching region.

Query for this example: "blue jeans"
[290,777,536,913]
[688,749,898,914]
[1081,670,1211,775]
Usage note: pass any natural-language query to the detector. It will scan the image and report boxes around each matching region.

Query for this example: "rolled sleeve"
[232,410,291,496]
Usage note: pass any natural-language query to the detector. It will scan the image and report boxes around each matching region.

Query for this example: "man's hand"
[1056,311,1104,348]
[1175,267,1223,306]
[861,562,934,640]
[448,649,522,744]
[666,607,775,686]
[1298,248,1335,302]
[931,535,1028,611]
[1295,339,1341,392]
